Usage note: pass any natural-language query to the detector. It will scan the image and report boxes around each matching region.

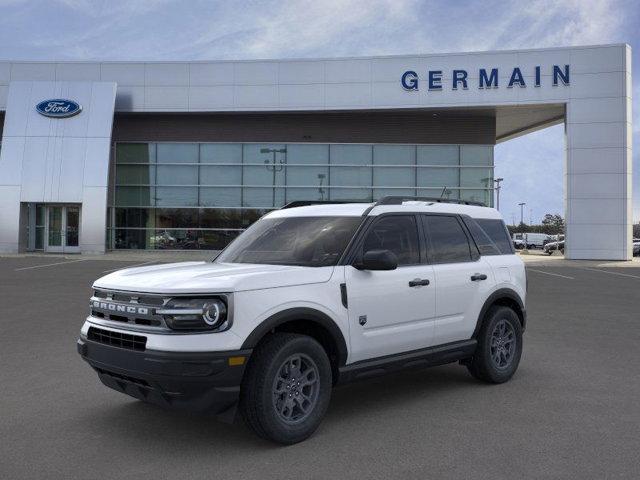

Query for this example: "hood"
[93,261,335,294]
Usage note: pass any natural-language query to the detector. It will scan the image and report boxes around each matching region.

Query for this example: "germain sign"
[36,99,82,118]
[401,65,570,91]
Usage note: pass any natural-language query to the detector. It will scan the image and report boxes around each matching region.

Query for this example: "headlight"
[158,297,230,332]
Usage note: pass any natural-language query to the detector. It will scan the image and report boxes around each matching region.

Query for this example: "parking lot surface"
[1,256,639,479]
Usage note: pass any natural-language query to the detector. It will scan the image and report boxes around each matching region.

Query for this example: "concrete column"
[564,45,632,260]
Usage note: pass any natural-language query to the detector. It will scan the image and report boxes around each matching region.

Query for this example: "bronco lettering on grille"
[92,301,149,315]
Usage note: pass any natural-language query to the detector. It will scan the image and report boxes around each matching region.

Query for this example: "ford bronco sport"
[78,196,526,444]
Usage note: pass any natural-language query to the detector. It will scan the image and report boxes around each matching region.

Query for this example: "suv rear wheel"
[240,333,332,444]
[467,306,523,383]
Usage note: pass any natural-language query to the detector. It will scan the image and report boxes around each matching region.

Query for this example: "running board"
[337,339,477,384]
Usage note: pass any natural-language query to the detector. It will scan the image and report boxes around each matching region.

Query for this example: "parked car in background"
[633,238,640,256]
[543,240,565,255]
[512,232,552,249]
[513,238,525,250]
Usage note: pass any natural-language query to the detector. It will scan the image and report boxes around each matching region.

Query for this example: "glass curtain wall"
[111,143,493,250]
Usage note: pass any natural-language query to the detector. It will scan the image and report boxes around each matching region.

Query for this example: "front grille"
[90,289,168,330]
[88,326,147,351]
[94,289,164,306]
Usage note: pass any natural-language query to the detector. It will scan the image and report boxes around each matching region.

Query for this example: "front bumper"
[77,337,251,417]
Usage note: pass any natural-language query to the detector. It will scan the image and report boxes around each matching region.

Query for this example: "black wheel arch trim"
[473,288,526,338]
[241,307,349,367]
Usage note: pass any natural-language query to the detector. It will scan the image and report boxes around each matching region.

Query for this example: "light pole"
[261,147,287,207]
[518,202,526,225]
[494,177,504,210]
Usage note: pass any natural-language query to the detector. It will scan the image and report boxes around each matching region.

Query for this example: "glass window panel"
[157,143,199,164]
[417,145,459,165]
[285,187,326,202]
[330,188,372,201]
[287,145,329,184]
[373,188,415,199]
[287,144,328,165]
[373,145,415,165]
[200,144,242,164]
[476,218,513,254]
[116,165,155,185]
[417,188,459,200]
[35,205,45,226]
[460,145,493,166]
[200,166,241,185]
[373,145,414,188]
[199,187,242,207]
[287,166,329,188]
[417,167,459,188]
[460,168,493,188]
[330,166,371,188]
[362,215,420,266]
[199,209,245,229]
[154,208,199,229]
[116,229,241,250]
[330,144,371,166]
[113,229,150,249]
[243,187,285,208]
[115,186,154,207]
[423,215,472,264]
[374,167,414,187]
[156,165,198,185]
[35,226,44,250]
[155,187,198,207]
[115,208,153,228]
[242,209,269,227]
[116,143,155,164]
[460,189,492,206]
[243,144,286,186]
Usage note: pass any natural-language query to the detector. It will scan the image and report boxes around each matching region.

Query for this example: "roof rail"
[374,196,486,207]
[281,200,363,209]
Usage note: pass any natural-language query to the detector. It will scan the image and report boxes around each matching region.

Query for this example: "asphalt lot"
[1,256,640,479]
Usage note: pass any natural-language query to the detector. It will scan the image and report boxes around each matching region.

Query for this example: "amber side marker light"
[228,356,246,366]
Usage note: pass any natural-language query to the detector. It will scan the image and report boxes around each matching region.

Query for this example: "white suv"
[78,197,526,444]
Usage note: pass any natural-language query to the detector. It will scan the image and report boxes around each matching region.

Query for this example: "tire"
[467,306,523,384]
[239,333,332,444]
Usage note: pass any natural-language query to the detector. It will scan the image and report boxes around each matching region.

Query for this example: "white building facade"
[0,44,632,259]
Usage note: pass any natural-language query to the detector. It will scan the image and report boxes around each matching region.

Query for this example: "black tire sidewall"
[250,335,332,444]
[476,306,523,383]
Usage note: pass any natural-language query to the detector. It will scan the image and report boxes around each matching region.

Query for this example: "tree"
[541,214,565,234]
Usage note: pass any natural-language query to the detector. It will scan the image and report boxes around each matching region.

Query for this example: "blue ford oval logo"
[36,99,82,118]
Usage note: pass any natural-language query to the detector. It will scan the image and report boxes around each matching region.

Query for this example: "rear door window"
[422,215,473,264]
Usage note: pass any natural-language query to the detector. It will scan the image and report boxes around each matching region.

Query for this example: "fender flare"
[241,307,349,366]
[472,288,526,338]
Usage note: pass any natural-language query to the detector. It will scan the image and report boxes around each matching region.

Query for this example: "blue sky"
[0,0,637,224]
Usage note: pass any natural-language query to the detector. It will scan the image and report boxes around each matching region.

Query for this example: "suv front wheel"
[467,306,523,383]
[240,333,332,444]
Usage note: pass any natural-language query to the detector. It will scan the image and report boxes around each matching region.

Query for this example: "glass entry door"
[45,205,81,253]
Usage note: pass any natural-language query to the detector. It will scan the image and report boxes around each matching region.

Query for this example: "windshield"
[215,216,362,267]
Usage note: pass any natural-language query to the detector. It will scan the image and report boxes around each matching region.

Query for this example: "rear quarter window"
[474,218,514,255]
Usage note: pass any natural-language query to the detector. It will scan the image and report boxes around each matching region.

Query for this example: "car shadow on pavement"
[83,363,484,450]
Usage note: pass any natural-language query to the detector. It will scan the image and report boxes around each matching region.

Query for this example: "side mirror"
[356,249,398,271]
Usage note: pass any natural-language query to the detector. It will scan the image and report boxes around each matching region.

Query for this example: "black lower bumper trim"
[78,338,251,416]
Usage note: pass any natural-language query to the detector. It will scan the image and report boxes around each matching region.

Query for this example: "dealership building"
[0,44,633,259]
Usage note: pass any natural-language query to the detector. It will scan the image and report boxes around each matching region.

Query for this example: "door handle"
[471,273,488,281]
[409,278,430,287]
